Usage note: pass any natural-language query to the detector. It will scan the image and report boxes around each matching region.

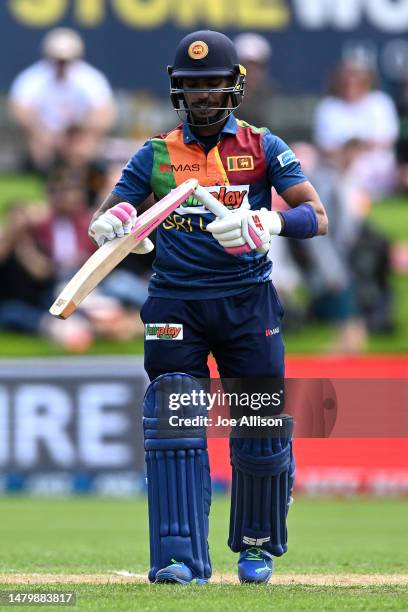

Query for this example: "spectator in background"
[0,200,92,351]
[298,141,369,352]
[313,58,399,198]
[40,171,148,342]
[234,32,277,129]
[51,124,110,209]
[0,202,54,333]
[0,172,147,350]
[271,141,371,353]
[33,170,95,283]
[395,70,408,192]
[8,28,116,173]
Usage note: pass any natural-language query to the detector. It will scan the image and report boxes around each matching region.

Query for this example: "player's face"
[182,77,232,122]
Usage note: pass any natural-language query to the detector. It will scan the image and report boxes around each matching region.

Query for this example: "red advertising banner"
[208,356,408,495]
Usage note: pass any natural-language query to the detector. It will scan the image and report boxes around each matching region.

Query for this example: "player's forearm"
[310,200,329,235]
[280,200,329,236]
[91,193,123,222]
[279,182,329,237]
[277,201,328,238]
[90,192,155,226]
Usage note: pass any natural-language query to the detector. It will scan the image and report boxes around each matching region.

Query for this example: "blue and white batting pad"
[228,416,295,556]
[143,373,212,582]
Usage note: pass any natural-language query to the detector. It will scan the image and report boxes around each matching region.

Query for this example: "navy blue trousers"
[141,281,285,381]
[142,281,294,567]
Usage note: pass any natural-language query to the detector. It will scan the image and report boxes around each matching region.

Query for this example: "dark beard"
[189,108,228,126]
[187,93,231,126]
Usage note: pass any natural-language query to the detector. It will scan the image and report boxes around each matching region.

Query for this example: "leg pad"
[143,373,211,581]
[228,416,295,556]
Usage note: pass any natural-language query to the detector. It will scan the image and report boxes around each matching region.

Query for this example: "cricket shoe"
[238,547,273,584]
[155,560,208,585]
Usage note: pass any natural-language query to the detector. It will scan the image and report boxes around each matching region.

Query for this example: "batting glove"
[207,208,282,255]
[89,202,154,255]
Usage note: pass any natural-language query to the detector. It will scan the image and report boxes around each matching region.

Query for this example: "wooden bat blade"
[49,232,138,319]
[49,178,198,319]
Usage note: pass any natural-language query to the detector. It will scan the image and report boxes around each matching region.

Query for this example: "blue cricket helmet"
[170,30,239,78]
[168,30,246,126]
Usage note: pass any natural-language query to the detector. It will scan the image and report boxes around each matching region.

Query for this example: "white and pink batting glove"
[89,202,154,254]
[207,208,282,255]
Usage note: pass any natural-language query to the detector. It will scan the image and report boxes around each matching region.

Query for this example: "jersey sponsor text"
[145,323,183,340]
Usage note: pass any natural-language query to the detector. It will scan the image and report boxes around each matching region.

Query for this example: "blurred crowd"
[1,28,405,352]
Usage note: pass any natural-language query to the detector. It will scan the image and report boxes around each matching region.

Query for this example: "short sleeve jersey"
[113,114,307,299]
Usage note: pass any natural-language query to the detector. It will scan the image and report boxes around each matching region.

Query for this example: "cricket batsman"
[89,30,328,584]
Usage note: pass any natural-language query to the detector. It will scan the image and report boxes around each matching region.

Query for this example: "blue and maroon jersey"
[112,114,307,299]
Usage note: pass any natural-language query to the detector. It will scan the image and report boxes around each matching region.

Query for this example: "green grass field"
[0,496,407,610]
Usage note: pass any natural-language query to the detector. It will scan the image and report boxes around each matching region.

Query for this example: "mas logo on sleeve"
[277,149,298,168]
[145,323,183,340]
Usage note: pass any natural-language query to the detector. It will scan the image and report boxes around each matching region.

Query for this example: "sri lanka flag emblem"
[227,156,254,171]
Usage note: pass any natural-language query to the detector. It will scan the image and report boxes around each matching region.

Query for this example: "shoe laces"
[245,547,265,562]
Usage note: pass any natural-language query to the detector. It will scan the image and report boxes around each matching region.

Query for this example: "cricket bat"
[49,178,199,319]
[193,185,231,220]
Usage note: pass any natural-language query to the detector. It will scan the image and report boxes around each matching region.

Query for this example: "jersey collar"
[182,113,238,145]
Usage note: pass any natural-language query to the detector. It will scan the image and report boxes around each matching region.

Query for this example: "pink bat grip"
[224,244,252,255]
[224,225,263,254]
[116,202,135,215]
[110,205,132,223]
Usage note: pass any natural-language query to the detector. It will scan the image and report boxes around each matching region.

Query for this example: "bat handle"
[194,185,231,219]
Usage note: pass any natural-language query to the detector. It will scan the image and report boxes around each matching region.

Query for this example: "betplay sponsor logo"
[176,185,250,215]
[145,323,183,340]
[208,186,247,209]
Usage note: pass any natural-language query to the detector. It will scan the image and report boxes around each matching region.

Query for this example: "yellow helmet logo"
[188,41,209,60]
